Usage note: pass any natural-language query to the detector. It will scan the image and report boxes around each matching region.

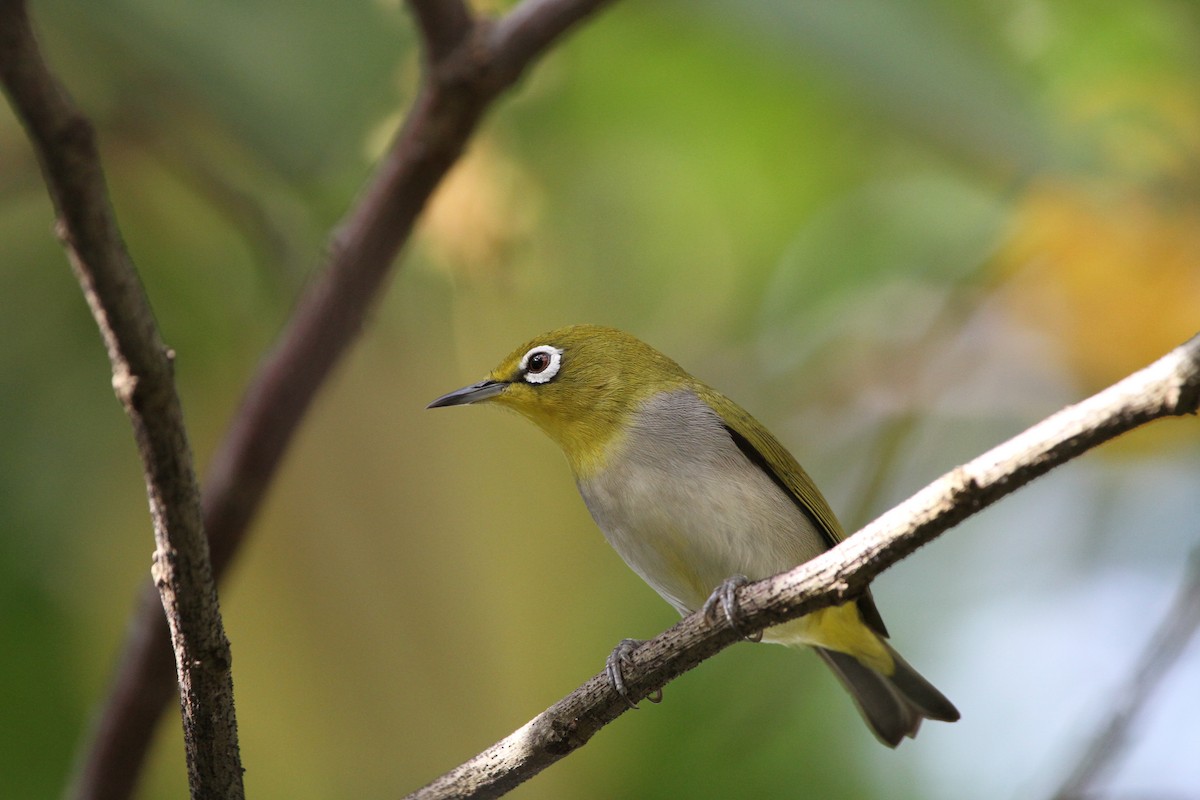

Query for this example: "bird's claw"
[606,638,663,709]
[702,575,762,642]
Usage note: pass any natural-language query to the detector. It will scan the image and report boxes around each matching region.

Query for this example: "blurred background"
[3,0,1199,797]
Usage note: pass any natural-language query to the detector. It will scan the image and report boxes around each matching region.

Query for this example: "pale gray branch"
[409,332,1200,800]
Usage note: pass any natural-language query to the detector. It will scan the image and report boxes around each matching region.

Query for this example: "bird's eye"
[519,345,562,384]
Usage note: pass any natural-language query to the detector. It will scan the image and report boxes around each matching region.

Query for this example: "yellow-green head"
[428,324,692,476]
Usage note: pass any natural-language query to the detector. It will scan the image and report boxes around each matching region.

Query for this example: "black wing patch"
[723,424,840,550]
[723,423,889,638]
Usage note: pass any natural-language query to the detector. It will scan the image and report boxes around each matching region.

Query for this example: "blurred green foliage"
[3,1,1200,798]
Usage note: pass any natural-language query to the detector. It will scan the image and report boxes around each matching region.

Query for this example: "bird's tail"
[815,642,960,747]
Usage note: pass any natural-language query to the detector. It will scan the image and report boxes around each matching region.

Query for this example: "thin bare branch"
[0,2,244,799]
[489,0,615,81]
[1052,549,1200,800]
[65,0,617,797]
[408,333,1200,800]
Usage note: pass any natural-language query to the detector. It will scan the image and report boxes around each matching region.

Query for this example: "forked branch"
[23,0,616,798]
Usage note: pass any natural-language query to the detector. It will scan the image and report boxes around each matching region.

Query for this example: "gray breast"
[577,389,827,614]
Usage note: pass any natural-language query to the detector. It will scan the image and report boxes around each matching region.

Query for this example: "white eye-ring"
[520,345,562,384]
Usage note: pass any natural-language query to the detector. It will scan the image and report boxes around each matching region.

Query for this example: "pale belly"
[577,394,828,618]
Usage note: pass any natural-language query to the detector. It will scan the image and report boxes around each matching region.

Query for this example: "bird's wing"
[703,388,844,546]
[701,387,890,637]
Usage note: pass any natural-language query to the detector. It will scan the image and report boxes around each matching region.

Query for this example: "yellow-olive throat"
[429,324,958,746]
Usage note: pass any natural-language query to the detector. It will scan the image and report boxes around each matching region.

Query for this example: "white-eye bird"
[428,324,958,746]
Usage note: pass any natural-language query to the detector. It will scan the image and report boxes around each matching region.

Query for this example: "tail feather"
[815,644,959,748]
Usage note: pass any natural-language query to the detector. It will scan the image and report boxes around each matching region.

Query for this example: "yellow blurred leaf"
[997,83,1200,390]
[417,136,541,286]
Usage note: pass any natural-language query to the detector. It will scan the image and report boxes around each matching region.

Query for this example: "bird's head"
[428,324,690,475]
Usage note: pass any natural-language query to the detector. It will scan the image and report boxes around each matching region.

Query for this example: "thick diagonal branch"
[408,332,1200,800]
[0,2,244,798]
[65,1,615,798]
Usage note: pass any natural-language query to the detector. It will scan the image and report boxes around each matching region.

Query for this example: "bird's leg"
[701,575,763,642]
[605,638,663,708]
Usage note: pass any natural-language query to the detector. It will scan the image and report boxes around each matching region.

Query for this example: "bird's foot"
[701,575,762,642]
[605,638,663,709]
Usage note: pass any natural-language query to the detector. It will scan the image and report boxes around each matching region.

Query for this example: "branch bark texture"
[0,2,244,798]
[53,0,614,798]
[408,332,1200,800]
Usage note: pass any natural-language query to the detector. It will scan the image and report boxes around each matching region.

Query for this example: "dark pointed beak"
[427,379,506,408]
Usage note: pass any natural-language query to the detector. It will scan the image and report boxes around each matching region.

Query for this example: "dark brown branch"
[408,0,474,63]
[489,0,615,80]
[408,333,1200,800]
[0,2,244,799]
[1052,549,1200,800]
[65,0,617,798]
